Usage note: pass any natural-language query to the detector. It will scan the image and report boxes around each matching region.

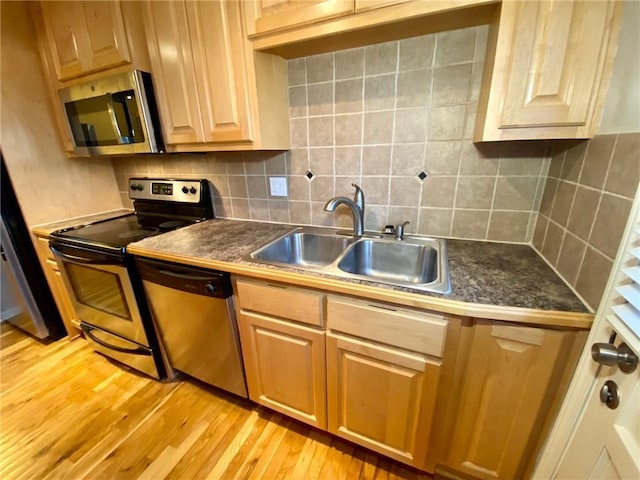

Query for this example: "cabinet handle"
[591,342,638,373]
[367,303,397,312]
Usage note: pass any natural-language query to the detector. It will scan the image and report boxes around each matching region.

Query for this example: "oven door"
[50,241,151,347]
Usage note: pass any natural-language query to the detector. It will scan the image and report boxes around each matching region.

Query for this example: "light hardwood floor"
[0,323,432,480]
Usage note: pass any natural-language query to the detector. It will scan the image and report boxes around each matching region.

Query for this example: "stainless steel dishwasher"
[135,258,248,398]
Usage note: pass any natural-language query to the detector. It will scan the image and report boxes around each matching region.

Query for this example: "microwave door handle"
[106,94,125,144]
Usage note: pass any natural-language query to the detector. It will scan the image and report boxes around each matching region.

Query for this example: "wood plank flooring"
[0,323,432,480]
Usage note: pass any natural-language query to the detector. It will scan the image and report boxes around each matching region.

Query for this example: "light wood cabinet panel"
[326,332,441,470]
[354,0,410,13]
[236,279,324,327]
[443,320,577,479]
[40,1,131,81]
[143,1,205,144]
[143,0,290,151]
[186,1,253,143]
[475,0,623,141]
[326,295,446,356]
[34,237,80,338]
[247,0,355,36]
[237,310,327,429]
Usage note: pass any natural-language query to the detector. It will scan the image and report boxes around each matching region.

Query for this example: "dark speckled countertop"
[129,218,588,314]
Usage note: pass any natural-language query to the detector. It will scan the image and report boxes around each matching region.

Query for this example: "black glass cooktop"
[52,213,196,250]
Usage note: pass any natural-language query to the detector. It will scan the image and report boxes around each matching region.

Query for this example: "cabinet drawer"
[326,296,447,357]
[236,279,324,327]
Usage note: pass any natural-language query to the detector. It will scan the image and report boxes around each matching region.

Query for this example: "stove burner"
[118,227,159,240]
[159,220,187,229]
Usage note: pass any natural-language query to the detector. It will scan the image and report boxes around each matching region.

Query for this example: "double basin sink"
[248,227,450,294]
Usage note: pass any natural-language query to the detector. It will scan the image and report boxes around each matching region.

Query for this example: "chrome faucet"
[324,183,365,236]
[394,221,410,240]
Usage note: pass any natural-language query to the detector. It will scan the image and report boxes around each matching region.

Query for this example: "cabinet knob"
[591,342,638,373]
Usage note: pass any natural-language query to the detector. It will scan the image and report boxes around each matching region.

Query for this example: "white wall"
[0,2,123,228]
[598,0,640,134]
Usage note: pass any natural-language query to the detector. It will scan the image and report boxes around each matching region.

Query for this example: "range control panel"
[129,178,203,203]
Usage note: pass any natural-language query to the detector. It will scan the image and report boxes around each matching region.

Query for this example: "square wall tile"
[566,186,600,241]
[426,141,461,175]
[335,48,364,80]
[364,74,396,111]
[365,42,398,75]
[549,181,576,226]
[335,114,363,146]
[392,143,426,175]
[487,211,529,242]
[556,233,587,286]
[455,176,495,209]
[389,176,422,206]
[580,135,615,189]
[451,209,489,239]
[560,140,586,182]
[288,86,307,118]
[289,201,311,225]
[418,208,452,237]
[459,142,500,175]
[435,28,476,66]
[431,63,472,105]
[394,108,428,143]
[493,177,538,211]
[542,221,564,266]
[429,105,465,141]
[308,116,334,146]
[421,176,456,208]
[399,35,435,71]
[606,132,640,198]
[288,58,306,85]
[396,69,431,108]
[310,176,334,202]
[335,147,362,175]
[335,78,364,114]
[309,148,334,176]
[307,82,334,116]
[575,247,613,310]
[362,176,390,205]
[363,111,394,144]
[589,193,632,258]
[307,53,333,83]
[362,145,391,175]
[532,214,548,251]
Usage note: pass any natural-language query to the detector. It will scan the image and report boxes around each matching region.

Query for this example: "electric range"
[49,178,214,378]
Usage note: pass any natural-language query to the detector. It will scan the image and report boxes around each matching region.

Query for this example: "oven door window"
[64,90,145,147]
[65,263,132,320]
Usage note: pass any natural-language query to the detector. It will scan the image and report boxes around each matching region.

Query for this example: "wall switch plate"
[269,177,288,197]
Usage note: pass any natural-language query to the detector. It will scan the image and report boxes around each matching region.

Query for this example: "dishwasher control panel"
[135,258,232,299]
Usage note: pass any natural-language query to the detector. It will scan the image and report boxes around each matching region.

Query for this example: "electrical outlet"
[269,177,288,197]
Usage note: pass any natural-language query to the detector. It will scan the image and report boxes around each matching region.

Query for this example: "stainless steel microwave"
[59,70,164,156]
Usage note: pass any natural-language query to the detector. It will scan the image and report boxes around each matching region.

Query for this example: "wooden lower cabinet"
[438,320,583,479]
[326,332,441,470]
[237,310,327,429]
[34,236,81,338]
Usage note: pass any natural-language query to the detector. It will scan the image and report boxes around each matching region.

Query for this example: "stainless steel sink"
[337,238,438,284]
[248,227,450,294]
[251,229,355,267]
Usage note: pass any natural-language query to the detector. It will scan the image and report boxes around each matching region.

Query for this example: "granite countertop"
[129,218,588,314]
[32,208,134,236]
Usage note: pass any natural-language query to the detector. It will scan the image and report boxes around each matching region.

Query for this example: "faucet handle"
[395,221,410,240]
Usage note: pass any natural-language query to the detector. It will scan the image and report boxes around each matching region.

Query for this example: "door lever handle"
[591,342,638,373]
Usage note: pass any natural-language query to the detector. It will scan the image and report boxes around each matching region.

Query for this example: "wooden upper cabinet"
[143,0,290,150]
[40,1,131,81]
[475,0,623,141]
[143,1,204,145]
[186,1,253,143]
[443,320,578,479]
[247,0,355,36]
[354,0,410,13]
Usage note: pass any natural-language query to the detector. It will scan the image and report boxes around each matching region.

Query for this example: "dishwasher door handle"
[156,268,219,282]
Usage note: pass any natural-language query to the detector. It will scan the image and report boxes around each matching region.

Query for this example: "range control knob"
[181,186,189,194]
[204,283,217,294]
[130,183,143,191]
[190,186,197,194]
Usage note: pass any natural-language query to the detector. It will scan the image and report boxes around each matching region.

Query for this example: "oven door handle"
[81,324,149,356]
[50,245,115,265]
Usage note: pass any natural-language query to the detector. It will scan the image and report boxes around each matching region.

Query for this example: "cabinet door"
[446,320,573,479]
[326,332,441,470]
[475,0,622,140]
[143,1,205,144]
[249,0,354,36]
[186,1,253,144]
[40,1,130,81]
[237,311,326,429]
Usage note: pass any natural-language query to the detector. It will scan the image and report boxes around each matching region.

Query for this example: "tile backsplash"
[114,25,552,243]
[533,133,640,310]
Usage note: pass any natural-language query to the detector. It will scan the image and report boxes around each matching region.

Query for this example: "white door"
[555,333,639,479]
[533,184,640,479]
